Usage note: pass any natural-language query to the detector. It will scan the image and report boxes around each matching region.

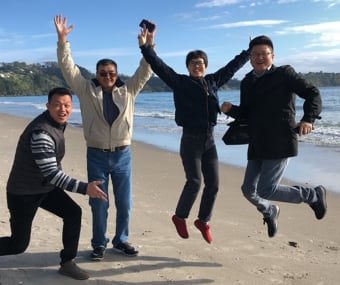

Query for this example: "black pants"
[0,188,82,264]
[176,130,219,222]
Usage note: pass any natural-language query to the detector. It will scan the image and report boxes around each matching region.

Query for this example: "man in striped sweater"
[0,87,107,280]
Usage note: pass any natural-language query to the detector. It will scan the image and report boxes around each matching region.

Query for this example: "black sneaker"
[310,185,327,220]
[263,205,280,238]
[113,242,138,257]
[90,246,105,261]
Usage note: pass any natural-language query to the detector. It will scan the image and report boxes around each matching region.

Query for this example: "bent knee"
[65,204,82,222]
[74,204,82,219]
[12,242,29,254]
[241,184,252,198]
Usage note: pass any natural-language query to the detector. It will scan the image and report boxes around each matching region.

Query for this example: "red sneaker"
[172,215,189,239]
[194,219,212,243]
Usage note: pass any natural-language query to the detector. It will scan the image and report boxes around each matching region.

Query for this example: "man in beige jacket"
[54,14,154,261]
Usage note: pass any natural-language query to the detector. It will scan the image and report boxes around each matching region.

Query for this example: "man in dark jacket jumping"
[221,35,327,238]
[139,21,249,243]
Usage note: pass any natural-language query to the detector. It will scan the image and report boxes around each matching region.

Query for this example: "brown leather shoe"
[58,260,89,280]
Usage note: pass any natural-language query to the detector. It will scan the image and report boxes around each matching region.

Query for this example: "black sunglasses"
[98,71,117,78]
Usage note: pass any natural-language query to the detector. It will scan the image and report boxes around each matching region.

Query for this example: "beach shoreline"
[0,113,340,285]
[1,90,339,194]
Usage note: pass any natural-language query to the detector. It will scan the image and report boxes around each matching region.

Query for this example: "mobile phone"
[139,19,155,33]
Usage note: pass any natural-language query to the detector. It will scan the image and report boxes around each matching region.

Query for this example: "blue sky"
[1,0,340,80]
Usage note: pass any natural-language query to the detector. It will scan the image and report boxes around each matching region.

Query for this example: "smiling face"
[96,63,118,92]
[250,44,274,75]
[187,57,207,79]
[46,94,72,125]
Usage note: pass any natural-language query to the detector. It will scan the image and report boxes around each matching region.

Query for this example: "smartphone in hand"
[139,19,155,33]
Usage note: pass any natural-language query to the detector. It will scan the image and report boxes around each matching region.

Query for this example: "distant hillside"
[0,61,92,96]
[0,61,339,96]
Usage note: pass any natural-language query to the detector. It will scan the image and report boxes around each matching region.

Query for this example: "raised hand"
[138,20,156,47]
[54,14,74,43]
[146,21,156,46]
[138,25,148,47]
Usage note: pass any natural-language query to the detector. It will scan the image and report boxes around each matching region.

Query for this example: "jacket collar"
[43,110,67,131]
[91,77,125,88]
[246,64,277,79]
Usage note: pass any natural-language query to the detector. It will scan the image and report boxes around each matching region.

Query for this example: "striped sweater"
[7,111,87,195]
[30,131,85,193]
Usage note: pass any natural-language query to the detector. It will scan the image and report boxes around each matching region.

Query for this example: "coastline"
[0,113,340,284]
[1,89,339,193]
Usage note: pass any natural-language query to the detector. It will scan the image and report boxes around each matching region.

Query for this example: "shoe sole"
[112,248,138,257]
[316,186,327,219]
[269,205,280,238]
[58,267,90,280]
[90,248,105,261]
[90,256,103,261]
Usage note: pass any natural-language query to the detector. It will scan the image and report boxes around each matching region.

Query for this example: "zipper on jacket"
[202,79,211,128]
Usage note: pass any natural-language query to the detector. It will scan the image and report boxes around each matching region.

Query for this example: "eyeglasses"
[250,52,272,58]
[98,71,117,78]
[189,60,205,66]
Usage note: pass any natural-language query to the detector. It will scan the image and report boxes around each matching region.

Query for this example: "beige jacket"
[57,42,152,149]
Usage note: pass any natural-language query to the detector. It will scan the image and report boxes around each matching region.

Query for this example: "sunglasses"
[98,71,117,78]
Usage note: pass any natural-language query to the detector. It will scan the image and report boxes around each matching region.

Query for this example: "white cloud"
[277,0,299,3]
[159,50,189,57]
[278,21,340,47]
[196,0,241,8]
[276,49,340,73]
[281,21,340,34]
[74,48,134,58]
[195,0,340,9]
[31,33,54,40]
[0,31,55,49]
[313,0,340,8]
[0,47,56,63]
[210,19,288,29]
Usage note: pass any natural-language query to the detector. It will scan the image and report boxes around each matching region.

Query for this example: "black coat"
[228,65,322,160]
[141,45,249,130]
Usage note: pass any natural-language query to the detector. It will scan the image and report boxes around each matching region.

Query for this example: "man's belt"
[89,146,128,152]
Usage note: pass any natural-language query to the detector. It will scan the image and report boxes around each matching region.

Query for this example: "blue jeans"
[241,158,315,217]
[87,147,132,249]
[176,130,219,222]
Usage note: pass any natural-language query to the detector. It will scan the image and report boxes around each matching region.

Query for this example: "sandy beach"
[0,113,339,285]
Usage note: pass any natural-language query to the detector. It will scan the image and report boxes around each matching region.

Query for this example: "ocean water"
[0,87,339,193]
